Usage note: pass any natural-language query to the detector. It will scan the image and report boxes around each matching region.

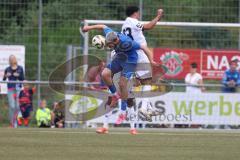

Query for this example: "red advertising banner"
[153,48,240,80]
[201,50,240,79]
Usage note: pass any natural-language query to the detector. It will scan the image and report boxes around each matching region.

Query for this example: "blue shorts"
[107,57,137,79]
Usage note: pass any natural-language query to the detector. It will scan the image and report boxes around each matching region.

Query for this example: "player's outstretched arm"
[143,9,163,30]
[140,44,157,65]
[82,24,107,32]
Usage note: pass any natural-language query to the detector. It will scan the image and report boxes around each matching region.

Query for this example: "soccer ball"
[92,35,105,49]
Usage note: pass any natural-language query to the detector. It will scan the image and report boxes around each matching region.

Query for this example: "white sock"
[140,85,153,112]
[130,122,135,129]
[103,118,108,128]
[140,98,149,111]
[130,107,136,129]
[103,111,112,129]
[127,107,136,129]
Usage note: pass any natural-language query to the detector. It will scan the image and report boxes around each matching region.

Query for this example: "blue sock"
[108,84,116,94]
[121,100,127,111]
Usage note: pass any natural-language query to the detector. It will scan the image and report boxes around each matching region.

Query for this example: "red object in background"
[200,50,240,79]
[153,48,240,80]
[153,48,201,79]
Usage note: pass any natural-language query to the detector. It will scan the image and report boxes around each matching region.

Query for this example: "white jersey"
[185,73,203,93]
[119,17,151,79]
[121,17,147,46]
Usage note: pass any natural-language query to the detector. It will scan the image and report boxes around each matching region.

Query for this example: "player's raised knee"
[101,68,111,79]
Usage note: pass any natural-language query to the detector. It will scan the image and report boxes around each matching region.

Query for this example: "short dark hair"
[126,6,139,17]
[190,62,198,68]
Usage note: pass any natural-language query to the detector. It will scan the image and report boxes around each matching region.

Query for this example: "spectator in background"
[36,99,51,128]
[222,60,240,93]
[218,60,240,130]
[86,61,107,90]
[3,55,24,128]
[184,62,205,129]
[18,82,36,127]
[185,62,205,93]
[51,101,65,128]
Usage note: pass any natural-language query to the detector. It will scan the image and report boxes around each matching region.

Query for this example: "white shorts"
[110,50,152,80]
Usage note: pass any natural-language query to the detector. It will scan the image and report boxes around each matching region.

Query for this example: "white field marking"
[1,128,240,137]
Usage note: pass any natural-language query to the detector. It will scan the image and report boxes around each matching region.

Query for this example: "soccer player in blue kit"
[83,24,155,134]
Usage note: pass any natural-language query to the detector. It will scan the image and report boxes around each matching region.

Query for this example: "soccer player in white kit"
[122,6,164,125]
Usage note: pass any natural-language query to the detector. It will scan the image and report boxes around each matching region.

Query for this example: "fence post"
[139,0,143,21]
[37,0,42,105]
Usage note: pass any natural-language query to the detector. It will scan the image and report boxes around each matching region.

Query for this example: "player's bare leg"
[115,76,129,124]
[96,68,119,134]
[119,76,128,100]
[101,68,120,107]
[101,68,114,88]
[140,78,153,114]
[137,77,165,122]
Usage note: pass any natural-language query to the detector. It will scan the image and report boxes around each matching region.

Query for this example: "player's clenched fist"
[157,9,164,17]
[82,26,90,32]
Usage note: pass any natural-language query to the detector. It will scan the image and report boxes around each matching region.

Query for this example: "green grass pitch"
[0,128,239,160]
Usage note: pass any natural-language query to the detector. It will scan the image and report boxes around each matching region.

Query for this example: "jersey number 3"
[123,27,134,40]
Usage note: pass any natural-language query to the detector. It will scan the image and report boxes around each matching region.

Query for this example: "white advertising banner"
[143,92,240,125]
[0,45,25,94]
[66,92,240,125]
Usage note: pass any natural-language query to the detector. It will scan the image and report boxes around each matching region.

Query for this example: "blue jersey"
[103,27,140,63]
[222,69,240,85]
[222,69,240,92]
